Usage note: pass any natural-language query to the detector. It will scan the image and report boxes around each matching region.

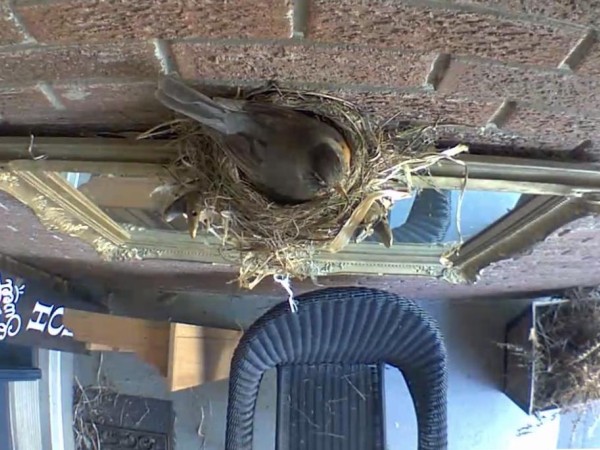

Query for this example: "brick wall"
[2,0,600,296]
[0,0,599,155]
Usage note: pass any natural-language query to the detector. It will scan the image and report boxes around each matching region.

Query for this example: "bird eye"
[191,211,198,217]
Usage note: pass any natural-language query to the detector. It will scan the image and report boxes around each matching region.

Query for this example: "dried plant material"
[327,189,411,253]
[533,288,600,413]
[141,85,468,288]
[504,287,600,427]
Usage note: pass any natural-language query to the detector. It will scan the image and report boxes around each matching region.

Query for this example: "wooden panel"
[79,176,164,209]
[85,343,118,352]
[63,309,170,377]
[0,137,177,163]
[64,309,242,391]
[167,323,242,391]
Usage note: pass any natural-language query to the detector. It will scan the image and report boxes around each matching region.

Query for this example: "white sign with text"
[0,273,73,341]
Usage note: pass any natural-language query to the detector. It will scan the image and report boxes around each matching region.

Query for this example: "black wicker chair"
[225,287,448,450]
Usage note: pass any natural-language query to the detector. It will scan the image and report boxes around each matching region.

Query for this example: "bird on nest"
[156,74,392,247]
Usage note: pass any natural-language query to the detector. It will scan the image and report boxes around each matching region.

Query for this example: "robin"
[359,200,393,247]
[156,74,353,239]
[156,74,352,201]
[162,190,203,239]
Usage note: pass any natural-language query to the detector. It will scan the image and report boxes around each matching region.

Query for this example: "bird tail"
[155,74,230,133]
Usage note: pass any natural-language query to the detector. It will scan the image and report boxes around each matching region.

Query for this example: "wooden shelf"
[63,309,242,391]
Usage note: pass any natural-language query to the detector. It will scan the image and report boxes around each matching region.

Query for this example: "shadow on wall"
[385,297,562,450]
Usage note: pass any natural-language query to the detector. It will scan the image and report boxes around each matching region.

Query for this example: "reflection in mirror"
[59,171,526,246]
[60,171,189,233]
[366,189,525,246]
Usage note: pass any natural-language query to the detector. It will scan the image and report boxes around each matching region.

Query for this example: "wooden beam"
[63,309,170,377]
[167,323,241,391]
[8,160,170,178]
[63,309,242,391]
[0,137,177,163]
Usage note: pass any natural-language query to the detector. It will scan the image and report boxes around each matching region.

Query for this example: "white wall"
[384,299,560,450]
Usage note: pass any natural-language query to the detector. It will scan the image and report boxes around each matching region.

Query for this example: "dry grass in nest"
[73,383,111,450]
[142,85,468,288]
[532,288,600,413]
[73,356,115,450]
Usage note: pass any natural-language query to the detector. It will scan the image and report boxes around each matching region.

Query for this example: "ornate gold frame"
[1,137,600,283]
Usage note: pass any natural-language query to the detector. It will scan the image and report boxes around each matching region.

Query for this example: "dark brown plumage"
[156,74,353,238]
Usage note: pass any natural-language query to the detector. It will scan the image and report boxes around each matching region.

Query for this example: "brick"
[0,190,104,264]
[577,48,600,77]
[0,85,55,123]
[308,0,580,67]
[173,83,495,129]
[438,57,600,118]
[16,0,290,44]
[451,0,600,26]
[1,82,170,129]
[53,81,170,128]
[433,125,581,156]
[0,3,23,44]
[331,90,497,127]
[0,43,159,83]
[503,104,596,150]
[173,42,435,89]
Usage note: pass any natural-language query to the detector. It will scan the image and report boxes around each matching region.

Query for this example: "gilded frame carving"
[1,137,600,283]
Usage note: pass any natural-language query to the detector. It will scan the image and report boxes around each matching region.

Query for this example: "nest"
[73,384,110,450]
[532,288,600,413]
[142,84,468,288]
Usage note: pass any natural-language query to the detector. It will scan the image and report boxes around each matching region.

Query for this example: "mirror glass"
[61,172,527,246]
[60,171,191,233]
[365,188,525,246]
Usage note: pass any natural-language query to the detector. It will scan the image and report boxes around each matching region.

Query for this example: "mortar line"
[37,82,66,110]
[5,0,37,43]
[558,28,597,71]
[152,38,178,75]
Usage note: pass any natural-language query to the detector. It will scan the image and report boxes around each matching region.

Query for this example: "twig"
[28,134,47,161]
[96,352,104,385]
[455,163,469,246]
[197,405,206,448]
[135,401,151,427]
[343,375,366,401]
[312,431,347,439]
[570,340,600,367]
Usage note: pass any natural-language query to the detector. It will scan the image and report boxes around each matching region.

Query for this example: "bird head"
[356,200,393,247]
[163,191,202,239]
[311,136,352,190]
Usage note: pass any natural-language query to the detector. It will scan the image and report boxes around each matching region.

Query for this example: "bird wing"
[156,75,233,133]
[241,101,318,125]
[221,133,267,181]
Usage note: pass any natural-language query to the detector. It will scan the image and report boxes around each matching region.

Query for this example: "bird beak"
[373,219,393,248]
[188,213,200,240]
[188,218,199,239]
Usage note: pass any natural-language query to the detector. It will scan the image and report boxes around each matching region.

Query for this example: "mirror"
[61,170,528,247]
[60,171,186,233]
[1,136,597,282]
[365,188,524,246]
